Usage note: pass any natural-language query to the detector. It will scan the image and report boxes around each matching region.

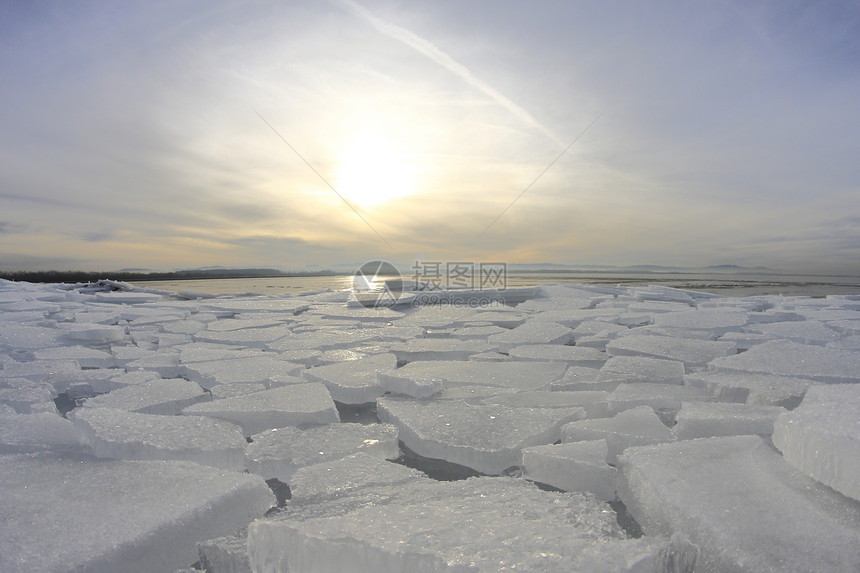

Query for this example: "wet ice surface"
[1,278,860,572]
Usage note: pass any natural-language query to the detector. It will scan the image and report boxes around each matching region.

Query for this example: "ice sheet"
[183,383,339,437]
[193,324,293,348]
[563,405,674,464]
[0,453,274,573]
[746,319,842,345]
[246,423,399,481]
[507,343,607,367]
[248,475,667,573]
[606,334,736,368]
[71,407,248,470]
[553,366,637,392]
[288,452,426,503]
[197,533,251,573]
[683,370,811,408]
[652,309,748,334]
[487,320,573,352]
[32,345,115,368]
[673,402,784,440]
[0,411,80,453]
[302,353,395,403]
[390,338,494,363]
[382,360,565,392]
[709,339,860,383]
[476,390,612,418]
[602,355,686,385]
[617,436,860,572]
[608,382,714,415]
[521,440,617,500]
[378,397,584,474]
[81,377,210,415]
[182,355,303,390]
[772,384,860,502]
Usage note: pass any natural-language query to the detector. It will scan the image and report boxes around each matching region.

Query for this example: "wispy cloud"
[336,0,564,146]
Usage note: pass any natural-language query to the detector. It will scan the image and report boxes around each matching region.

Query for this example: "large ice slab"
[652,309,748,334]
[288,451,426,503]
[71,407,248,470]
[197,533,251,573]
[380,360,565,393]
[183,383,339,437]
[0,379,56,413]
[92,290,165,304]
[0,324,66,351]
[709,339,860,383]
[246,423,399,481]
[0,358,81,383]
[32,345,115,368]
[673,402,784,440]
[487,320,573,352]
[617,436,860,572]
[772,384,860,502]
[476,390,612,418]
[59,322,127,344]
[606,334,736,368]
[81,377,210,414]
[302,353,395,404]
[389,338,494,363]
[608,382,714,415]
[0,454,274,573]
[507,343,607,367]
[124,351,181,377]
[746,319,842,345]
[684,370,812,408]
[46,365,128,394]
[563,405,674,464]
[264,328,383,352]
[182,355,303,390]
[193,324,293,348]
[521,440,617,501]
[377,369,445,398]
[602,355,685,384]
[0,411,79,453]
[553,366,638,392]
[377,397,583,474]
[248,475,667,573]
[198,298,309,315]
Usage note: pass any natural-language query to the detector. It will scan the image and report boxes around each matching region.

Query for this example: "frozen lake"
[1,278,859,572]
[130,270,860,298]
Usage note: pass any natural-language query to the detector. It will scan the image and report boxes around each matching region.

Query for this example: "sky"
[1,0,859,275]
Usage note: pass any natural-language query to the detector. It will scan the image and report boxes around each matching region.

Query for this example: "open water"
[131,271,860,298]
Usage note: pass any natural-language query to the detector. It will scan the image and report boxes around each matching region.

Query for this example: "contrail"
[337,0,564,146]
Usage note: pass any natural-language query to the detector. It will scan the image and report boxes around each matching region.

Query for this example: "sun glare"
[333,133,417,208]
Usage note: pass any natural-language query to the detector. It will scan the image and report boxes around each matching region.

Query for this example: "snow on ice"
[1,277,860,571]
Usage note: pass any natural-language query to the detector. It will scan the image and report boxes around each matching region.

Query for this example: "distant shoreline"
[4,266,860,285]
[0,269,339,284]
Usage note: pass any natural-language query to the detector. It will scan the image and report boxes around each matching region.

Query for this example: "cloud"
[1,1,859,273]
[336,0,565,146]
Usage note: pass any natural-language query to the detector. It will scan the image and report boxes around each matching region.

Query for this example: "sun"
[333,133,417,209]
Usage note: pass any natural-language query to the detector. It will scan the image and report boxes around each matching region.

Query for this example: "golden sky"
[1,1,859,273]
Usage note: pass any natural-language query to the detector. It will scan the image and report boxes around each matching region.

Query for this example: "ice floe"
[772,384,860,502]
[2,277,860,571]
